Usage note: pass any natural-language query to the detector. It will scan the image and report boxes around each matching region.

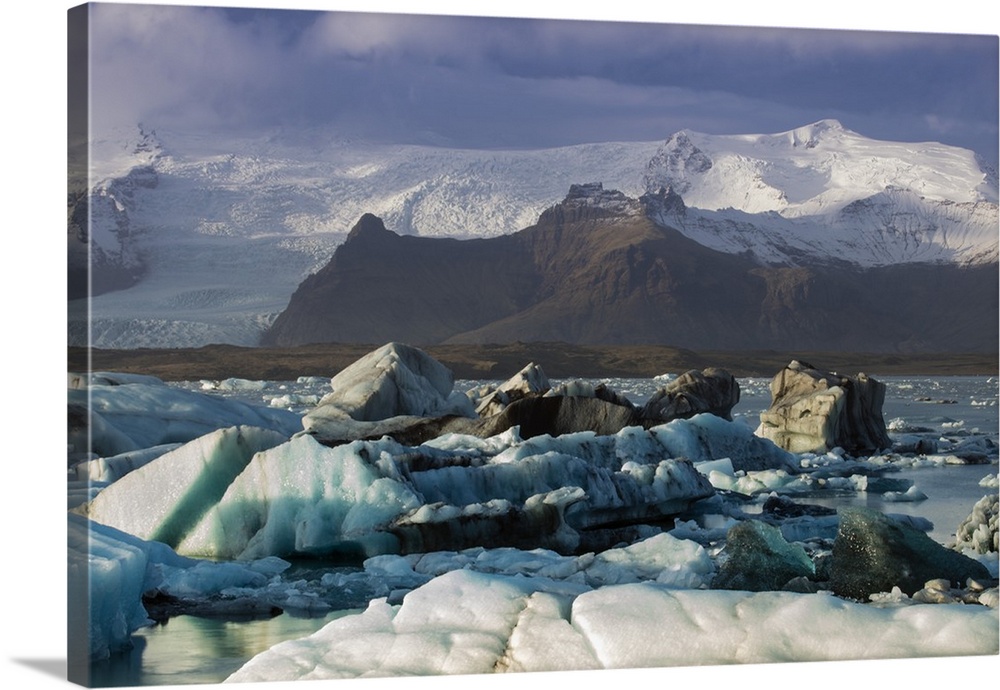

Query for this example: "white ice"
[68,512,305,660]
[305,342,476,425]
[363,531,714,590]
[83,425,290,549]
[176,435,424,559]
[91,416,749,560]
[70,377,301,455]
[224,568,999,682]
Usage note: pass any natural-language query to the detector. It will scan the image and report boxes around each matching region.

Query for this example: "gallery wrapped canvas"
[59,1,998,688]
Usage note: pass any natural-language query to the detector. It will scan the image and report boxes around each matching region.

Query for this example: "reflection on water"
[90,609,355,687]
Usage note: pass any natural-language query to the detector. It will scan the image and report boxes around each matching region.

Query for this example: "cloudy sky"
[81,1,999,166]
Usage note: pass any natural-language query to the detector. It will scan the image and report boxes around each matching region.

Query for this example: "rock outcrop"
[756,361,892,454]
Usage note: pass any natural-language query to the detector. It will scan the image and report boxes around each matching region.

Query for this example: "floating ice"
[304,342,476,426]
[882,486,929,502]
[68,511,320,660]
[954,493,999,555]
[68,513,152,660]
[70,379,301,455]
[69,442,183,484]
[225,569,999,681]
[82,426,290,549]
[361,531,712,591]
[178,434,423,559]
[171,427,715,559]
[653,413,798,472]
[583,532,714,588]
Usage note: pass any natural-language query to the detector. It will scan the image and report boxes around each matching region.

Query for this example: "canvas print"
[66,2,999,688]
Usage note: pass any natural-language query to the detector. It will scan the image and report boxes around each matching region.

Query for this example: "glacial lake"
[87,375,999,686]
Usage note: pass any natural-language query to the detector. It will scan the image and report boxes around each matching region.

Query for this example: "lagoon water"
[90,374,998,686]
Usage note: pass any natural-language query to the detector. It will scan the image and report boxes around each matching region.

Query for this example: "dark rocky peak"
[344,213,396,244]
[640,186,687,218]
[537,183,640,225]
[563,182,625,202]
[133,123,163,156]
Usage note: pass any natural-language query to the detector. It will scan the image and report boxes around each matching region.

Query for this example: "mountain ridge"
[262,184,998,353]
[72,121,999,349]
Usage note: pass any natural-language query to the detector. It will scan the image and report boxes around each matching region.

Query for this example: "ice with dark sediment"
[67,361,1000,678]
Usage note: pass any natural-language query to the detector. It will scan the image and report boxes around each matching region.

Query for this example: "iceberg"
[225,568,999,682]
[171,429,715,559]
[68,512,308,661]
[80,405,812,561]
[81,426,290,549]
[68,513,152,661]
[69,377,301,456]
[304,342,476,427]
[178,435,424,559]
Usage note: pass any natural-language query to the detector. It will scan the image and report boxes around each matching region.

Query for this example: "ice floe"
[224,568,999,682]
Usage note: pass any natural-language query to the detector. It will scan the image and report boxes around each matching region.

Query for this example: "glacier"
[69,120,998,348]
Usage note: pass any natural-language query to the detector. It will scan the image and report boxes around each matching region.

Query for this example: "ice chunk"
[571,585,998,667]
[304,342,475,426]
[497,591,601,672]
[69,443,183,484]
[653,413,798,472]
[756,361,891,455]
[882,485,929,502]
[69,379,301,454]
[831,507,991,599]
[227,570,542,681]
[81,426,289,549]
[68,513,151,660]
[179,435,423,559]
[584,532,714,588]
[711,520,814,591]
[954,493,998,554]
[409,447,713,533]
[226,571,999,681]
[477,362,550,416]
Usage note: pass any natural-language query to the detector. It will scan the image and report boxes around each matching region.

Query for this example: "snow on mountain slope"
[71,127,660,348]
[644,120,998,266]
[70,121,998,349]
[646,119,997,214]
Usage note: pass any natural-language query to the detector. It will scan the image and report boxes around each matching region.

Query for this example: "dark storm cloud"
[88,3,998,164]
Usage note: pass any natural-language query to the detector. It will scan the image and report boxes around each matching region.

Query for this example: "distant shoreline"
[67,342,998,381]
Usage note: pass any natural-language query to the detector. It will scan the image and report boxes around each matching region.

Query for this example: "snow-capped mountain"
[644,119,998,266]
[70,120,998,349]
